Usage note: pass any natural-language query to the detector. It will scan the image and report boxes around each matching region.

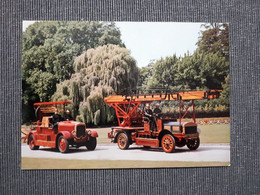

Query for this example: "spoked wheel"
[28,134,39,150]
[58,136,69,153]
[161,134,175,153]
[86,137,97,151]
[187,137,200,150]
[176,138,186,148]
[117,132,129,150]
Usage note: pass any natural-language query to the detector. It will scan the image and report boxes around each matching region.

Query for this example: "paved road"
[21,143,230,162]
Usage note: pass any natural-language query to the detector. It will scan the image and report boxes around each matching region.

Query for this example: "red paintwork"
[105,90,220,150]
[27,101,98,152]
[34,101,71,106]
[90,130,98,138]
[58,137,67,152]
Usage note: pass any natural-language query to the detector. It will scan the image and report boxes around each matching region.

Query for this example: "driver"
[144,104,156,131]
[64,109,73,121]
[154,103,162,119]
[52,109,63,133]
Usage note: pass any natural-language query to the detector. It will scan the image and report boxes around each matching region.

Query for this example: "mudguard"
[90,130,98,137]
[27,132,37,144]
[60,131,73,139]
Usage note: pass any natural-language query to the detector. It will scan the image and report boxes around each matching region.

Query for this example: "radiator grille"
[76,125,86,137]
[185,126,197,134]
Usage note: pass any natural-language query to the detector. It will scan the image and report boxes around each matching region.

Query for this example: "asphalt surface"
[21,143,230,162]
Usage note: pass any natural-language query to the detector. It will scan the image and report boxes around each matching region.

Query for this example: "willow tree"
[52,44,139,125]
[22,21,123,123]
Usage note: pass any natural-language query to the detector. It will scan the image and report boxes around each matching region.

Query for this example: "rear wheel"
[187,138,200,150]
[58,136,69,153]
[161,134,175,153]
[28,134,39,150]
[86,137,97,151]
[117,132,129,150]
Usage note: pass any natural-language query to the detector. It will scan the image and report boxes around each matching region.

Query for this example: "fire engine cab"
[27,101,98,153]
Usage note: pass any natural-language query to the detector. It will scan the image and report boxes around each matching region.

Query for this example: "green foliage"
[138,23,230,116]
[94,110,101,126]
[52,44,138,125]
[175,52,229,89]
[137,62,154,87]
[146,55,179,88]
[22,21,123,123]
[197,23,229,60]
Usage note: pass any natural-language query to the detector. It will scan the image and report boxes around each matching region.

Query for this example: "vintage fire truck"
[27,101,98,153]
[105,89,221,153]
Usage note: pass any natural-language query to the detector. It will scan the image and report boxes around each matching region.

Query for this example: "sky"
[23,21,204,67]
[115,22,204,67]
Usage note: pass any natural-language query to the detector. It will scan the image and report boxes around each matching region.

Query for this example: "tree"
[137,61,154,87]
[144,55,179,89]
[22,21,123,123]
[197,23,229,60]
[52,44,139,125]
[175,52,229,89]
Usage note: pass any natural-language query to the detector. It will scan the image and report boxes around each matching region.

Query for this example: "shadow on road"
[39,147,92,154]
[126,145,229,153]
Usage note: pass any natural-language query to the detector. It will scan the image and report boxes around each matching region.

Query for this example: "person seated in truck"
[153,103,162,119]
[153,103,162,129]
[144,104,156,130]
[52,109,63,133]
[64,109,73,121]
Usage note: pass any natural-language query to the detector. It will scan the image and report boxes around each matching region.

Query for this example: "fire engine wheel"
[161,134,175,153]
[86,137,97,151]
[58,136,69,153]
[143,146,151,149]
[117,132,129,150]
[28,134,39,150]
[176,138,186,148]
[187,138,200,150]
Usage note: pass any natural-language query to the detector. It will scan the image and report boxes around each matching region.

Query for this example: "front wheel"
[57,136,69,153]
[28,134,39,150]
[161,134,175,153]
[117,132,129,150]
[187,138,200,150]
[86,137,97,151]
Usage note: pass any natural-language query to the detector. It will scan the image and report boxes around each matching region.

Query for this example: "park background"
[22,21,229,126]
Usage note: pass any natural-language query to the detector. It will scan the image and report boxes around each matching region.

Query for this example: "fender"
[90,130,98,137]
[60,131,73,139]
[27,132,37,144]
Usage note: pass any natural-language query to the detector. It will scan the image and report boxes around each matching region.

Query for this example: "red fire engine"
[105,89,220,153]
[27,101,98,153]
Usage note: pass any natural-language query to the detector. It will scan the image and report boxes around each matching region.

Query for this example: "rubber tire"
[117,132,130,150]
[176,138,186,148]
[187,137,200,150]
[143,146,151,149]
[28,134,39,150]
[57,136,69,153]
[86,137,97,151]
[161,134,175,153]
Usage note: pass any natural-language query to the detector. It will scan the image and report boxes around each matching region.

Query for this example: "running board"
[135,138,159,147]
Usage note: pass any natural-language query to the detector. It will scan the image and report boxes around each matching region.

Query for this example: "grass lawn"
[22,157,230,169]
[198,124,230,143]
[91,124,230,144]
